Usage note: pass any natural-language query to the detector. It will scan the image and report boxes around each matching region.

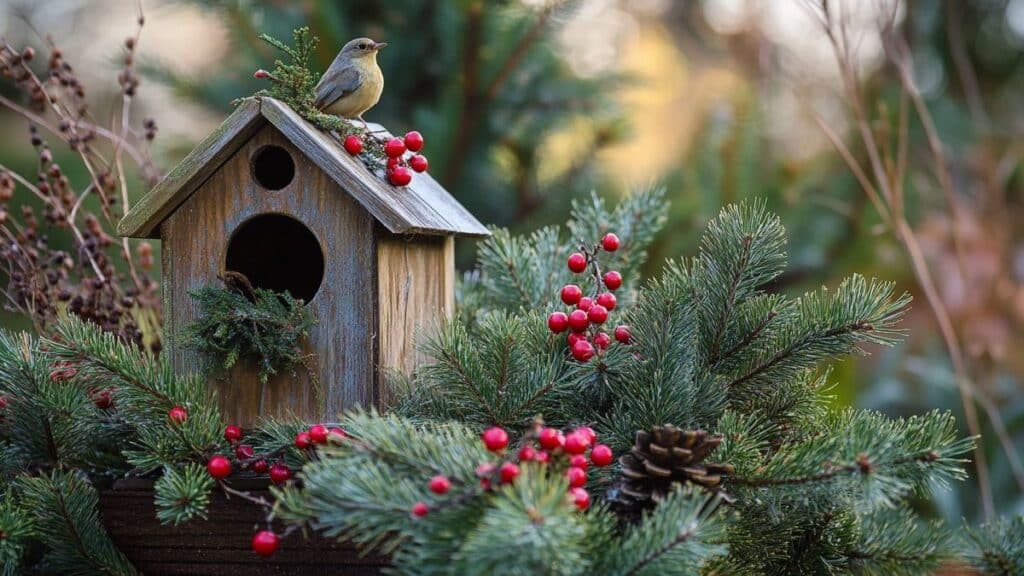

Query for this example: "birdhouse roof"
[118,97,490,239]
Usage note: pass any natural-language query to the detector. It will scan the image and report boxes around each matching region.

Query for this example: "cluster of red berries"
[343,130,428,187]
[548,233,632,362]
[203,422,347,487]
[409,423,613,518]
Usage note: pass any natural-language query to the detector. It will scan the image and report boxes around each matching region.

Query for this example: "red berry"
[570,454,588,470]
[587,305,608,325]
[206,456,231,479]
[389,166,413,186]
[570,487,590,510]
[0,396,7,409]
[404,131,425,152]
[568,310,589,332]
[235,444,254,460]
[499,462,520,484]
[572,339,595,362]
[328,427,348,443]
[252,459,269,473]
[593,332,611,350]
[564,432,590,455]
[269,463,291,485]
[343,134,363,155]
[577,297,594,312]
[411,502,429,518]
[548,312,569,333]
[566,466,587,488]
[567,332,584,347]
[538,428,564,450]
[384,137,406,158]
[308,424,328,444]
[482,427,509,452]
[560,284,583,305]
[387,156,401,170]
[253,69,270,79]
[168,405,187,425]
[603,271,623,291]
[294,432,312,449]
[614,325,632,344]
[224,425,243,443]
[567,253,587,273]
[596,292,616,311]
[601,233,620,252]
[428,475,451,495]
[92,388,113,409]
[535,450,551,464]
[590,444,613,467]
[518,446,537,461]
[409,154,429,173]
[251,530,279,557]
[577,426,597,445]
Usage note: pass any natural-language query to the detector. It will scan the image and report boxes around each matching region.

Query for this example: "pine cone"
[613,425,733,518]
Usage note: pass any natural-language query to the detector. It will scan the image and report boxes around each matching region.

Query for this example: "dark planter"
[98,478,388,575]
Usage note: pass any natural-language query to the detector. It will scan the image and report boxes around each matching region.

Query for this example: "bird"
[314,37,387,129]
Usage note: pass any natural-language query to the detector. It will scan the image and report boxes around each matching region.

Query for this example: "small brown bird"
[315,37,387,128]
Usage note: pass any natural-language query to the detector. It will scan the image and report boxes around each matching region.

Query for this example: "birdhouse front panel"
[162,124,377,425]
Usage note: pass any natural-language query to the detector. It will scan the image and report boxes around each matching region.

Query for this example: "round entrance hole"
[251,145,295,190]
[224,214,324,302]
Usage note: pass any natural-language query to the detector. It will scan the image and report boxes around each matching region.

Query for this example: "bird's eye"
[359,43,368,50]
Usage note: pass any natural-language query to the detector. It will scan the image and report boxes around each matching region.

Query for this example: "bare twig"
[797,0,1024,519]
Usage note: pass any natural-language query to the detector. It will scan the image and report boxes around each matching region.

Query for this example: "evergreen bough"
[183,285,315,385]
[0,191,1019,574]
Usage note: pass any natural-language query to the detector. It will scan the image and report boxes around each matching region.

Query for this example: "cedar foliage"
[183,285,316,384]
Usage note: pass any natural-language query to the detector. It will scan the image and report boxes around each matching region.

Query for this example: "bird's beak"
[373,42,387,51]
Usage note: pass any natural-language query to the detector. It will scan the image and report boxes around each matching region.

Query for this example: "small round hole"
[251,145,295,190]
[225,214,324,302]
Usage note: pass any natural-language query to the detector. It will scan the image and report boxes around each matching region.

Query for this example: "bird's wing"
[314,63,363,109]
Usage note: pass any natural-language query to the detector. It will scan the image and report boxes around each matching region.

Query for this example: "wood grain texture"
[119,99,264,239]
[99,479,388,575]
[260,99,490,238]
[164,124,377,426]
[377,232,454,403]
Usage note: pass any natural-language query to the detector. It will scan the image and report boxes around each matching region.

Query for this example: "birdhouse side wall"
[161,125,377,426]
[376,232,454,405]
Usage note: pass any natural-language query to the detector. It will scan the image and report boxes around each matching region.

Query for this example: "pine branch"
[406,311,573,428]
[963,515,1024,576]
[0,488,32,576]
[450,467,592,576]
[154,463,214,525]
[598,487,726,576]
[726,409,973,512]
[844,509,951,576]
[723,274,911,406]
[16,470,137,575]
[692,201,786,367]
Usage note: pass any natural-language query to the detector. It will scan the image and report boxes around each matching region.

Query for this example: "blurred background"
[1,0,1022,527]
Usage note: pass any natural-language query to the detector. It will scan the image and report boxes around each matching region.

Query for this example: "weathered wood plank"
[165,124,377,426]
[119,99,264,239]
[260,98,490,238]
[376,232,454,404]
[120,97,488,240]
[99,479,388,575]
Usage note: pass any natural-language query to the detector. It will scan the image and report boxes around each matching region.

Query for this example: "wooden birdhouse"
[118,97,488,427]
